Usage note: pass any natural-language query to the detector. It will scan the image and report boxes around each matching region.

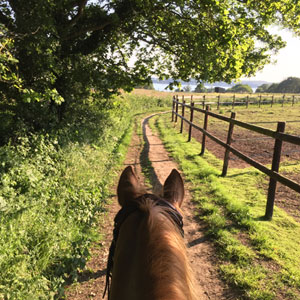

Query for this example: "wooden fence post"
[217,95,220,110]
[175,95,179,123]
[221,112,236,176]
[246,95,249,108]
[180,98,185,133]
[232,94,235,109]
[188,101,194,142]
[200,105,210,155]
[282,95,285,107]
[259,95,261,108]
[202,95,206,109]
[271,95,274,107]
[292,95,295,106]
[172,96,175,122]
[264,121,286,220]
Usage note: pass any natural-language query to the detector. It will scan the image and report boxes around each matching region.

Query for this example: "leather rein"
[103,193,184,299]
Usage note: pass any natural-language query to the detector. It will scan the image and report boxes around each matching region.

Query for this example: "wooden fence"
[175,93,300,109]
[172,96,300,220]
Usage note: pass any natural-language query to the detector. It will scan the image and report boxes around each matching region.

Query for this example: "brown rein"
[103,194,184,299]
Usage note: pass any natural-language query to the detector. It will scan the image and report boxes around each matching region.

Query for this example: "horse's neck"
[110,208,195,300]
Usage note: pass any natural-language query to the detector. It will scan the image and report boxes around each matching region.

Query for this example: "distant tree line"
[256,77,300,93]
[180,83,254,93]
[135,81,155,90]
[180,77,300,94]
[227,77,300,94]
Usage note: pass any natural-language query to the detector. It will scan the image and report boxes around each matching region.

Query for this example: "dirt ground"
[64,114,240,299]
[179,115,300,222]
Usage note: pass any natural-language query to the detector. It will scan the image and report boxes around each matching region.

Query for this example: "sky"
[245,28,300,83]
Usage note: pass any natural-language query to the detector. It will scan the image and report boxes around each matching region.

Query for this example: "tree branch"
[137,33,177,56]
[62,21,112,41]
[7,0,18,15]
[0,11,15,31]
[68,0,88,28]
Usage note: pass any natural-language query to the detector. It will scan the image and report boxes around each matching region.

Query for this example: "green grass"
[151,112,300,299]
[0,109,132,299]
[207,102,300,134]
[0,93,170,300]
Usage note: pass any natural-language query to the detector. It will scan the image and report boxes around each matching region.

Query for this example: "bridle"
[103,193,184,299]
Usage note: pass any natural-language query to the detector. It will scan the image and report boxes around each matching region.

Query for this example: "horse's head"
[104,166,195,300]
[117,166,184,209]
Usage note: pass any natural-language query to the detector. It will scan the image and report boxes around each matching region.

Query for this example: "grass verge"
[0,93,170,300]
[152,112,300,300]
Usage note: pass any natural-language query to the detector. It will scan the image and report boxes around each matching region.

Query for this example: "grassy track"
[151,112,300,300]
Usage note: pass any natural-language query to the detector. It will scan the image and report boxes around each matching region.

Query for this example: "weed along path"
[65,113,236,299]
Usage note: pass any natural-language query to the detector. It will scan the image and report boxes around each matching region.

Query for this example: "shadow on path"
[77,269,107,284]
[140,114,163,192]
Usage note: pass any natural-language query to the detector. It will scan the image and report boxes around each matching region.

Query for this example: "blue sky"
[246,28,300,83]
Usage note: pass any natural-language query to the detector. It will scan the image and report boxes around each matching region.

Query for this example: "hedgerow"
[0,93,170,299]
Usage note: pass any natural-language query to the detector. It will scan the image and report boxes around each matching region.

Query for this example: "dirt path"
[64,113,237,299]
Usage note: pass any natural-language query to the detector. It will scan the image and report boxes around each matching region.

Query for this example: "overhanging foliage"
[0,0,300,133]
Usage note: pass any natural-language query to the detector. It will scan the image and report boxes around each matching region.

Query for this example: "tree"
[227,84,253,93]
[135,80,155,90]
[1,0,300,127]
[267,83,280,93]
[194,83,207,93]
[183,85,192,92]
[256,83,272,93]
[266,77,300,93]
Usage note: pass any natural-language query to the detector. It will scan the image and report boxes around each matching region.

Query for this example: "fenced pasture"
[172,97,300,220]
[133,89,300,109]
[132,88,173,99]
[174,93,300,109]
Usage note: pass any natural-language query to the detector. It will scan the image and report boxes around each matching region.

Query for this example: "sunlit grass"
[152,113,300,299]
[0,93,171,300]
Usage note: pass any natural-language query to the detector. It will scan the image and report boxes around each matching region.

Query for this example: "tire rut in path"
[64,114,237,299]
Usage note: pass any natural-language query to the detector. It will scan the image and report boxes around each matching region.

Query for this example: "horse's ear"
[163,169,184,207]
[117,166,140,206]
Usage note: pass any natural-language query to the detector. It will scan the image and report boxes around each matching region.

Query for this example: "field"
[1,88,300,299]
[153,106,300,299]
[173,103,300,222]
[134,89,300,222]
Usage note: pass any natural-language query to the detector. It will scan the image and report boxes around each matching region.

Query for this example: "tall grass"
[0,93,170,299]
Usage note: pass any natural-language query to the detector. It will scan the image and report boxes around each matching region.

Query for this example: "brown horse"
[104,166,196,300]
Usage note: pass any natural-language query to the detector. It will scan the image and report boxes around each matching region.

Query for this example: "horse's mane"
[133,196,197,300]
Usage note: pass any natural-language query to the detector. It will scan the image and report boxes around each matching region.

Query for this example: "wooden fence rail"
[172,96,300,220]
